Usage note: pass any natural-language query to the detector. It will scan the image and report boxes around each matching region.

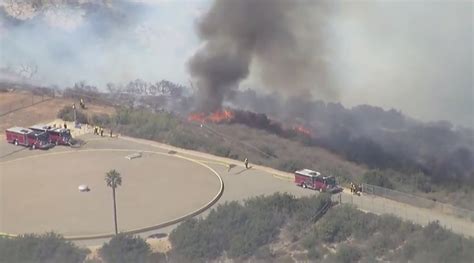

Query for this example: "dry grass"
[0,89,115,131]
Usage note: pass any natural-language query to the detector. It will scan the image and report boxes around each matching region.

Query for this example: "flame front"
[188,109,235,123]
[294,125,311,136]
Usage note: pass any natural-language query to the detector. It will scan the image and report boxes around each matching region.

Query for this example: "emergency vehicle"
[5,127,53,149]
[30,124,72,145]
[294,169,342,193]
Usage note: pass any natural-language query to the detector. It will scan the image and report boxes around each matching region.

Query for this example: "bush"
[258,145,277,158]
[307,246,322,260]
[57,105,88,124]
[99,234,151,263]
[334,244,362,263]
[170,193,328,260]
[0,232,89,263]
[90,113,111,126]
[277,159,305,173]
[362,170,394,189]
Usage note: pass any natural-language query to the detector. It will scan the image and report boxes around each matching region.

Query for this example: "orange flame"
[293,125,312,136]
[188,109,235,123]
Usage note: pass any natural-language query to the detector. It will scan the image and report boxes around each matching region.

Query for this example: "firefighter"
[244,158,249,169]
[64,123,67,129]
[100,127,104,137]
[80,98,85,109]
[110,129,113,137]
[350,182,356,194]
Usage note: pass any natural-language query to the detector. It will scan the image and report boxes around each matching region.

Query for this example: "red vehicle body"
[294,169,342,193]
[30,125,72,145]
[5,127,53,149]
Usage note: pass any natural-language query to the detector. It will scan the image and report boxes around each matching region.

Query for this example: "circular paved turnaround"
[0,149,222,238]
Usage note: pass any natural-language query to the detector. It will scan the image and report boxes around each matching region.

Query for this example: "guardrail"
[362,183,474,222]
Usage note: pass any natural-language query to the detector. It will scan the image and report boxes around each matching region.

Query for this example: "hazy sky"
[0,0,472,127]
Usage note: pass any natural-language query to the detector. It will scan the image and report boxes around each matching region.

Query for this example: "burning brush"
[188,108,314,139]
[187,109,235,123]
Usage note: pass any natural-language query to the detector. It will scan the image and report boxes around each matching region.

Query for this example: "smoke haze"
[188,0,336,112]
[0,0,472,127]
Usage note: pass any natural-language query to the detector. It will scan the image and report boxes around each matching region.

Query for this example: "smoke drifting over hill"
[0,1,472,127]
[188,0,335,112]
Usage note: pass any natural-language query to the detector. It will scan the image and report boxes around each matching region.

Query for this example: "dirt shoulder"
[0,90,115,131]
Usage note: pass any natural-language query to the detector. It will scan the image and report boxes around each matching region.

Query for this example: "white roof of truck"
[295,169,321,177]
[6,127,32,134]
[30,124,52,131]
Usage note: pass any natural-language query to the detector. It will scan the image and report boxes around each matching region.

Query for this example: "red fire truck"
[30,125,72,145]
[5,127,53,149]
[294,169,342,193]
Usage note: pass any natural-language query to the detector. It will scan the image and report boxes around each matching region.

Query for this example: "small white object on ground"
[78,184,90,192]
[125,152,142,160]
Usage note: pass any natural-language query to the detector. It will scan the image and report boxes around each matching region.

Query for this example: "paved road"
[1,133,473,248]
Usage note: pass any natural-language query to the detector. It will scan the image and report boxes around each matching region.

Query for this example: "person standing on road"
[110,129,113,137]
[100,127,104,137]
[244,158,249,169]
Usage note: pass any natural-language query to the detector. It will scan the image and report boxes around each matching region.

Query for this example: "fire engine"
[5,127,53,149]
[294,169,342,193]
[30,124,72,145]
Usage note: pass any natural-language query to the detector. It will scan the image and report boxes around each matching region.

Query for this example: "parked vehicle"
[294,168,342,193]
[30,124,72,145]
[5,127,53,149]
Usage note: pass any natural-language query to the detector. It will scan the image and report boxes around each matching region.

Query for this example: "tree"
[99,234,151,263]
[105,169,122,235]
[0,232,89,263]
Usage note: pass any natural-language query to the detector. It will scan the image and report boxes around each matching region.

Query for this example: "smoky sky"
[330,1,473,127]
[188,0,336,112]
[0,0,472,127]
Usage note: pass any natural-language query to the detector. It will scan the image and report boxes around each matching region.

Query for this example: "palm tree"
[105,169,122,235]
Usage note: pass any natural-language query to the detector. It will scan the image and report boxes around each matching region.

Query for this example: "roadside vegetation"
[169,193,331,262]
[167,194,474,263]
[0,232,89,263]
[1,195,472,263]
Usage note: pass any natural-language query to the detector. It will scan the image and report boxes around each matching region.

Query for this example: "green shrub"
[57,105,88,124]
[0,232,89,263]
[99,234,151,263]
[170,193,329,260]
[307,246,322,260]
[335,244,362,263]
[90,113,111,126]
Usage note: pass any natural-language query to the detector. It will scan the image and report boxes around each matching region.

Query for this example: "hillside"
[1,84,473,208]
[167,194,474,263]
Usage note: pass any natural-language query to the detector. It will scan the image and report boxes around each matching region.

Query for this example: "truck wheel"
[14,140,18,146]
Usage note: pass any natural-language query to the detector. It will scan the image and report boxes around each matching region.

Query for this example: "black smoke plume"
[188,0,335,113]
